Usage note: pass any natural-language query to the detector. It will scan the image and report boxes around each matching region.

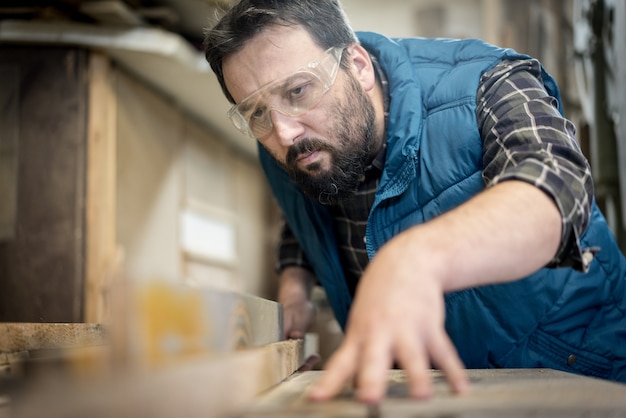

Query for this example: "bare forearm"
[393,180,563,292]
[278,266,316,305]
[310,180,562,402]
[278,266,317,338]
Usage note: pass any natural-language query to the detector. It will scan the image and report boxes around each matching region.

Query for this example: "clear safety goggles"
[227,47,344,138]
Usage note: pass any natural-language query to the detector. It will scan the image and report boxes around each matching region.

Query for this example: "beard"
[273,72,377,205]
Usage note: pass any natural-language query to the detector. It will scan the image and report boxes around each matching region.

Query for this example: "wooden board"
[84,52,118,324]
[0,63,19,242]
[0,46,88,322]
[10,340,305,418]
[0,323,106,353]
[239,369,626,417]
[117,283,284,370]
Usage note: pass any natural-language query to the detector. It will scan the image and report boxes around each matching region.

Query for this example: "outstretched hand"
[283,299,316,339]
[307,229,469,403]
[306,181,564,403]
[279,266,317,339]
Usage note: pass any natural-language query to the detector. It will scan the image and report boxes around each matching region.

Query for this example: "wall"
[341,0,484,39]
[114,67,276,299]
[0,45,276,323]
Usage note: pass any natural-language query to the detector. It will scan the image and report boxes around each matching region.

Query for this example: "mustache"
[286,138,333,166]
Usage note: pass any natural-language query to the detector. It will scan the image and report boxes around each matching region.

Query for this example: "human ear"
[346,44,377,92]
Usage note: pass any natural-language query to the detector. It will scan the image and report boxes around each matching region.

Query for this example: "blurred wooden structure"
[0,23,292,417]
[0,283,303,418]
[0,38,277,324]
[240,369,626,418]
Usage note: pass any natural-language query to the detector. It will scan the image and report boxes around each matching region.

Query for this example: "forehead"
[222,25,326,103]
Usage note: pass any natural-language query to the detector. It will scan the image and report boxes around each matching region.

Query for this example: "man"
[204,0,626,403]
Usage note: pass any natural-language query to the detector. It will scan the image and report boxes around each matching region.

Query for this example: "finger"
[297,354,321,372]
[308,343,358,401]
[287,329,305,339]
[284,303,315,339]
[427,331,469,394]
[394,334,432,400]
[355,336,392,404]
[283,312,293,338]
[284,311,305,339]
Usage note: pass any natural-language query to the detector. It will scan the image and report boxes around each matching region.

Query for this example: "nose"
[268,109,305,146]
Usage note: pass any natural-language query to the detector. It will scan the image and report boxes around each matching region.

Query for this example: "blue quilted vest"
[259,32,626,381]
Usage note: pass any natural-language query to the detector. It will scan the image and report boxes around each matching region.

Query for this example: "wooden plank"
[0,395,9,418]
[117,283,283,370]
[240,369,626,417]
[0,63,19,241]
[12,340,305,418]
[0,46,88,322]
[79,0,144,26]
[84,52,118,324]
[0,323,107,353]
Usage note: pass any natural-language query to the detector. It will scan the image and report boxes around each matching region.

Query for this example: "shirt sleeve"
[275,215,313,274]
[476,58,596,271]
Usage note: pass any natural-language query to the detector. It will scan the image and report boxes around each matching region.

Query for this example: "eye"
[249,106,267,120]
[288,83,309,100]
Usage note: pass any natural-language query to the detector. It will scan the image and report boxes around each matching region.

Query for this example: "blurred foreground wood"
[8,339,303,418]
[0,283,304,418]
[237,369,626,418]
[3,319,626,417]
[5,283,626,418]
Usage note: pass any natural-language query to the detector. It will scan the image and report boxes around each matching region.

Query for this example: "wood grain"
[239,369,626,417]
[84,52,118,324]
[11,340,305,418]
[0,323,107,352]
[0,46,88,322]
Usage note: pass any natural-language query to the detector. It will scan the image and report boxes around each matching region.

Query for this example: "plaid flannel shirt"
[277,58,594,295]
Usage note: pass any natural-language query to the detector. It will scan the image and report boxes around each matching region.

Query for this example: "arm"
[310,181,560,403]
[391,181,562,292]
[309,59,592,403]
[279,265,317,339]
[479,59,594,271]
[276,218,317,339]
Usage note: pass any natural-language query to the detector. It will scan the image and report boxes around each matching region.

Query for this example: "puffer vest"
[259,32,626,381]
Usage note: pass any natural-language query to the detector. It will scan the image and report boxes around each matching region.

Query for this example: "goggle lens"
[227,47,344,138]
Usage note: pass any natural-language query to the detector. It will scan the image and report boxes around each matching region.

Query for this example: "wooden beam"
[0,323,107,353]
[241,369,626,417]
[84,52,118,324]
[113,282,283,369]
[0,47,88,322]
[79,1,144,26]
[12,339,305,418]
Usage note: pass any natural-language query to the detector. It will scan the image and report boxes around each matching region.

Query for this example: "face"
[223,26,380,204]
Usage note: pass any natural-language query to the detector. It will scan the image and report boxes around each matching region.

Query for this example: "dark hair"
[204,0,358,104]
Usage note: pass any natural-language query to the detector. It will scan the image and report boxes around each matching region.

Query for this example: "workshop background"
[0,1,625,417]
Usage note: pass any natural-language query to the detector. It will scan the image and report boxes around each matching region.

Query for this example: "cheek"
[304,111,334,137]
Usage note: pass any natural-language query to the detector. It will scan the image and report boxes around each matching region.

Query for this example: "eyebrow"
[238,72,313,114]
[268,74,307,97]
[238,93,266,114]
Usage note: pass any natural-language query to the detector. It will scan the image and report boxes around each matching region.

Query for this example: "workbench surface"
[237,369,626,418]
